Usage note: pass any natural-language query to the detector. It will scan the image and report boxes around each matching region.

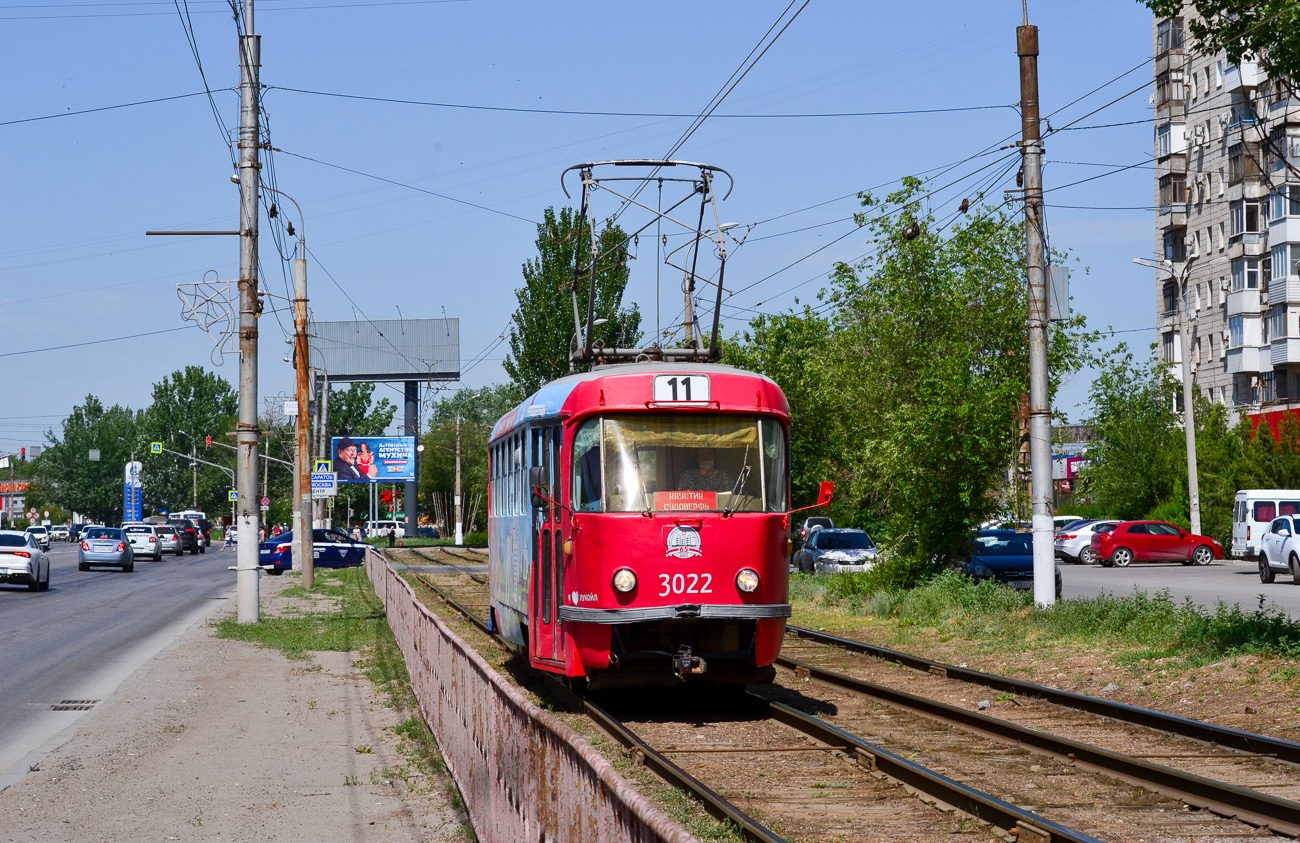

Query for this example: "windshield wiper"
[723,445,752,517]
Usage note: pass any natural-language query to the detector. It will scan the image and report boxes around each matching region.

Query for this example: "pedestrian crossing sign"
[150,442,162,454]
[228,490,239,501]
[314,459,332,473]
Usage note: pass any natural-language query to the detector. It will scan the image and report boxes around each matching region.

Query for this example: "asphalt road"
[1060,556,1300,614]
[0,539,238,790]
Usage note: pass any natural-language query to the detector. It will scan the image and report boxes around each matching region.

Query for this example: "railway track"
[391,554,1127,842]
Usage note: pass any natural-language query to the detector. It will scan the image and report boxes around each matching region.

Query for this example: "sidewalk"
[0,575,463,842]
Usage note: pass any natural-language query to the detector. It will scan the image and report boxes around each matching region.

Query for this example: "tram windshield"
[572,414,788,514]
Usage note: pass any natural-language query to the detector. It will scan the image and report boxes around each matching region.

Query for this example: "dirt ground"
[0,575,464,843]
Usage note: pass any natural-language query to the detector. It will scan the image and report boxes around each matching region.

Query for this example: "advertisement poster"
[332,436,416,483]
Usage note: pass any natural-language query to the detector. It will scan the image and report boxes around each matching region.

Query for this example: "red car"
[1089,520,1224,567]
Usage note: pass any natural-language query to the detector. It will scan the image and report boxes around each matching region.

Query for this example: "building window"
[1163,280,1179,313]
[1229,144,1246,183]
[1157,17,1184,53]
[1274,244,1300,279]
[1157,124,1173,157]
[1230,316,1245,348]
[1156,70,1185,108]
[1272,184,1300,218]
[1230,91,1257,127]
[1274,305,1288,339]
[1163,231,1187,261]
[1232,258,1262,290]
[1164,331,1177,360]
[1159,173,1186,206]
[1230,199,1264,238]
[1216,60,1224,87]
[1263,371,1276,403]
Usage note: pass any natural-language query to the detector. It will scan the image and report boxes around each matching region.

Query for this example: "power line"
[0,90,226,127]
[266,85,1014,120]
[0,325,197,358]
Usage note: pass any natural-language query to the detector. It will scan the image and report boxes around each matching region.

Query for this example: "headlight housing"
[612,568,637,593]
[971,565,995,579]
[736,568,760,593]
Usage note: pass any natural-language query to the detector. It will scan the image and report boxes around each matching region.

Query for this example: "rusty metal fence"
[365,551,699,843]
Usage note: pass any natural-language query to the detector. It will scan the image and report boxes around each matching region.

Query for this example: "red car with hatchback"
[1089,520,1224,567]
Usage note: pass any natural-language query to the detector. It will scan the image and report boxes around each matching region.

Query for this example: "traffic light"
[20,448,25,460]
[205,435,212,448]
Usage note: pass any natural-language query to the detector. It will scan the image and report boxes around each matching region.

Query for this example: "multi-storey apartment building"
[1152,13,1300,419]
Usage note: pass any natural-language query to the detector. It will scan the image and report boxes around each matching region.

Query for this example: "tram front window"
[584,414,787,514]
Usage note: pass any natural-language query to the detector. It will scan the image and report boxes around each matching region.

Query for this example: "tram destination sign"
[652,374,710,406]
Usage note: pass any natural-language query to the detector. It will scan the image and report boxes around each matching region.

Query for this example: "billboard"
[332,436,416,483]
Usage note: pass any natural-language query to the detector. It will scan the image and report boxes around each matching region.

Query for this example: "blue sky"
[1,0,1156,451]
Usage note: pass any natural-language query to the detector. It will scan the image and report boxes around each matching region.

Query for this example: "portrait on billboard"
[332,436,416,483]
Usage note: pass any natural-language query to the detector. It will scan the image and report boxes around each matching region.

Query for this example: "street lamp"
[1134,254,1201,534]
[570,318,609,373]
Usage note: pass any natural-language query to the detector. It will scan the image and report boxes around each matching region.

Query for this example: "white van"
[1232,490,1300,558]
[366,520,406,539]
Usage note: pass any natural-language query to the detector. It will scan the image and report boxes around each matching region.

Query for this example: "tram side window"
[572,418,602,512]
[761,418,788,513]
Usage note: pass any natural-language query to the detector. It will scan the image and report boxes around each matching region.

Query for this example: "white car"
[1258,515,1300,583]
[24,525,50,551]
[123,523,165,561]
[1054,519,1120,564]
[0,529,50,591]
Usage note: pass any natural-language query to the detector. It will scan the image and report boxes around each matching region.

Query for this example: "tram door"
[531,425,563,663]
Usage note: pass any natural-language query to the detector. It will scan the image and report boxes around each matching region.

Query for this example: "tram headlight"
[736,568,760,593]
[612,568,637,593]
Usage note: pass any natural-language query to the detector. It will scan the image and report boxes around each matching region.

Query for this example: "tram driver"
[676,448,733,493]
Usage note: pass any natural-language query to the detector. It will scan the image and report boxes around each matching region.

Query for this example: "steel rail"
[778,654,1300,837]
[748,690,1105,843]
[580,697,787,843]
[786,625,1300,766]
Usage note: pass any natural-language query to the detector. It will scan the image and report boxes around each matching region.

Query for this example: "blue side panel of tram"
[489,379,582,649]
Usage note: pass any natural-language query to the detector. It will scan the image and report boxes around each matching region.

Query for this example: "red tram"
[487,361,830,688]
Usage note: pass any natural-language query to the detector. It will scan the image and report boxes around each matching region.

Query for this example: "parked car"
[1090,520,1224,567]
[793,528,878,574]
[364,520,406,539]
[794,516,834,545]
[1232,490,1300,559]
[1257,515,1300,583]
[1054,520,1120,564]
[417,525,441,539]
[24,525,50,551]
[1052,515,1084,531]
[155,523,182,556]
[123,523,164,561]
[166,518,203,554]
[194,518,213,549]
[48,524,70,542]
[259,528,368,575]
[964,530,1062,598]
[0,530,49,591]
[78,526,134,572]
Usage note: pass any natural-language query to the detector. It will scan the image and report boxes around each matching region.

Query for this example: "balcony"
[1227,238,1267,260]
[1226,61,1264,92]
[1228,345,1268,373]
[1158,201,1188,229]
[1270,277,1300,306]
[1274,338,1300,366]
[1228,287,1262,316]
[1158,309,1179,334]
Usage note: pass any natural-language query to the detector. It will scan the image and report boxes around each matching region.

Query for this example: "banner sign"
[653,491,717,512]
[332,436,416,483]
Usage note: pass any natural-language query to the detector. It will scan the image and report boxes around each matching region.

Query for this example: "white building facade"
[1152,12,1300,418]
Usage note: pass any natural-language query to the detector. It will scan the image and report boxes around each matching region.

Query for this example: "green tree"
[36,396,142,524]
[1142,1,1300,81]
[504,206,642,396]
[138,366,238,516]
[419,384,521,533]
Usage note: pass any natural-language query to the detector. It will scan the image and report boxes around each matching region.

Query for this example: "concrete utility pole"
[235,0,261,624]
[1134,256,1201,534]
[191,442,198,508]
[454,415,463,546]
[1018,16,1055,607]
[292,226,313,587]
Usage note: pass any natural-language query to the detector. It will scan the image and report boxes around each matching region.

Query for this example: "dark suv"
[194,518,213,549]
[166,518,203,554]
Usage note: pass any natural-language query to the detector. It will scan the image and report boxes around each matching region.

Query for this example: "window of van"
[1256,501,1278,522]
[1282,501,1300,515]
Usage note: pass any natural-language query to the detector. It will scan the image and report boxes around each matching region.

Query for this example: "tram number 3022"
[659,572,713,596]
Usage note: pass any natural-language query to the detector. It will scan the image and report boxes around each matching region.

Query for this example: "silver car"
[78,526,134,572]
[123,524,164,561]
[793,528,879,574]
[0,530,49,591]
[155,524,182,556]
[1054,519,1120,564]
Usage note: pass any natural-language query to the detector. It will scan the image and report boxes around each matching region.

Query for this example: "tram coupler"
[672,645,707,679]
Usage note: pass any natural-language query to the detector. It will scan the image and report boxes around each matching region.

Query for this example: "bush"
[464,530,488,546]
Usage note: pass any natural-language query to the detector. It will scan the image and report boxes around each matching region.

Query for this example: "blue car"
[965,529,1062,599]
[259,528,369,575]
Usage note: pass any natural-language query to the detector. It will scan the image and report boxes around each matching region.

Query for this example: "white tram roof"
[490,362,778,441]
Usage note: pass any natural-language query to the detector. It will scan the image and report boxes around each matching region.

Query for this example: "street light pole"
[1134,255,1201,533]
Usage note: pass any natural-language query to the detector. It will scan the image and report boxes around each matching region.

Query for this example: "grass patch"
[791,569,1300,665]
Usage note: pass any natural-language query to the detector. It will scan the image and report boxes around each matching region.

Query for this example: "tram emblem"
[665,525,703,558]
